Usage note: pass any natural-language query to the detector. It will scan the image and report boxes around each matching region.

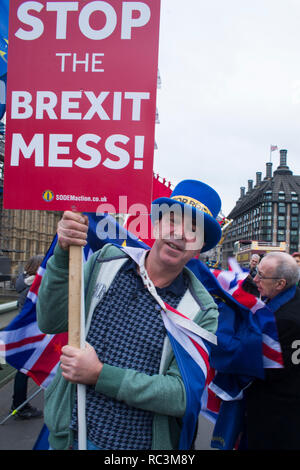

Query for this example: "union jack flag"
[0,214,142,389]
[161,302,216,449]
[203,257,284,449]
[0,237,68,388]
[212,257,283,370]
[122,244,218,450]
[0,211,283,450]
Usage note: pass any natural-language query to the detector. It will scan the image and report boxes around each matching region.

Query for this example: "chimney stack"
[255,172,262,186]
[247,180,253,192]
[266,162,273,179]
[279,149,288,167]
[240,187,245,198]
[274,148,292,175]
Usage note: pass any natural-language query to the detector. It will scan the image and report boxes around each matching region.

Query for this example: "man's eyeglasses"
[255,270,281,281]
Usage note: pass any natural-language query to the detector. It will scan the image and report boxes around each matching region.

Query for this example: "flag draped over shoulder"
[200,258,284,449]
[0,237,68,388]
[118,243,217,450]
[0,175,283,449]
[0,4,282,451]
[211,258,283,375]
[87,214,218,450]
[161,302,215,449]
[1,211,215,450]
[80,212,284,450]
[0,211,148,388]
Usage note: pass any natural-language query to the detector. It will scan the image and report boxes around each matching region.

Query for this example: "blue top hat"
[152,179,222,253]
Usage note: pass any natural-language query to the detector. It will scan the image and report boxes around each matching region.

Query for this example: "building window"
[261,215,272,227]
[291,192,298,201]
[291,203,299,215]
[277,229,286,242]
[278,191,285,200]
[264,191,272,201]
[278,203,286,214]
[262,228,272,241]
[277,216,286,228]
[290,230,299,244]
[291,216,299,229]
[262,202,272,214]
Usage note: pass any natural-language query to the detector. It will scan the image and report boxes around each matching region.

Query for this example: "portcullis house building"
[222,149,300,266]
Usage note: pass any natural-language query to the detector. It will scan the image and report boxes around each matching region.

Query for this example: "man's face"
[250,256,259,269]
[152,211,204,269]
[253,257,285,299]
[294,256,300,266]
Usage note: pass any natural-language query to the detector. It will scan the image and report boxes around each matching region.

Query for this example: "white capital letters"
[61,91,82,119]
[48,134,73,167]
[83,91,110,120]
[15,1,44,40]
[46,2,79,39]
[103,134,130,169]
[121,2,151,39]
[36,91,58,119]
[75,134,101,168]
[79,1,117,40]
[124,92,150,120]
[11,91,33,119]
[11,133,44,166]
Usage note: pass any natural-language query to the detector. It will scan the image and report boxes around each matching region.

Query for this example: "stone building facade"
[222,149,300,266]
[0,133,61,276]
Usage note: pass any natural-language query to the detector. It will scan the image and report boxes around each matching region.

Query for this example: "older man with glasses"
[244,251,300,449]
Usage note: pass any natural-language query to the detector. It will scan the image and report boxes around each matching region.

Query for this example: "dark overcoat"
[245,287,300,449]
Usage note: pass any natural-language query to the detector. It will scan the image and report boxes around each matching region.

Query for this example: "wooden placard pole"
[68,242,87,450]
[68,245,83,348]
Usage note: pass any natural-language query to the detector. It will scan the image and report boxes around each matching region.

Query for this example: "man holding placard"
[37,179,222,450]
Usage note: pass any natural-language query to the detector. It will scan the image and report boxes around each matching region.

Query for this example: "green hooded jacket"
[37,243,218,450]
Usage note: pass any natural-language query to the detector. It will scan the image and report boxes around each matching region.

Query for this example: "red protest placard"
[4,0,161,213]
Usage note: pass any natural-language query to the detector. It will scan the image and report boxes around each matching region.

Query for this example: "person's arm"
[36,211,89,334]
[58,299,219,417]
[59,341,187,418]
[96,358,186,417]
[36,243,70,334]
[15,272,26,293]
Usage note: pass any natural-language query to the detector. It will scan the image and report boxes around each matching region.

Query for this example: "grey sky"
[154,0,300,216]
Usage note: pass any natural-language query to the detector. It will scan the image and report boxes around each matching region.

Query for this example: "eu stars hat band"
[171,195,213,217]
